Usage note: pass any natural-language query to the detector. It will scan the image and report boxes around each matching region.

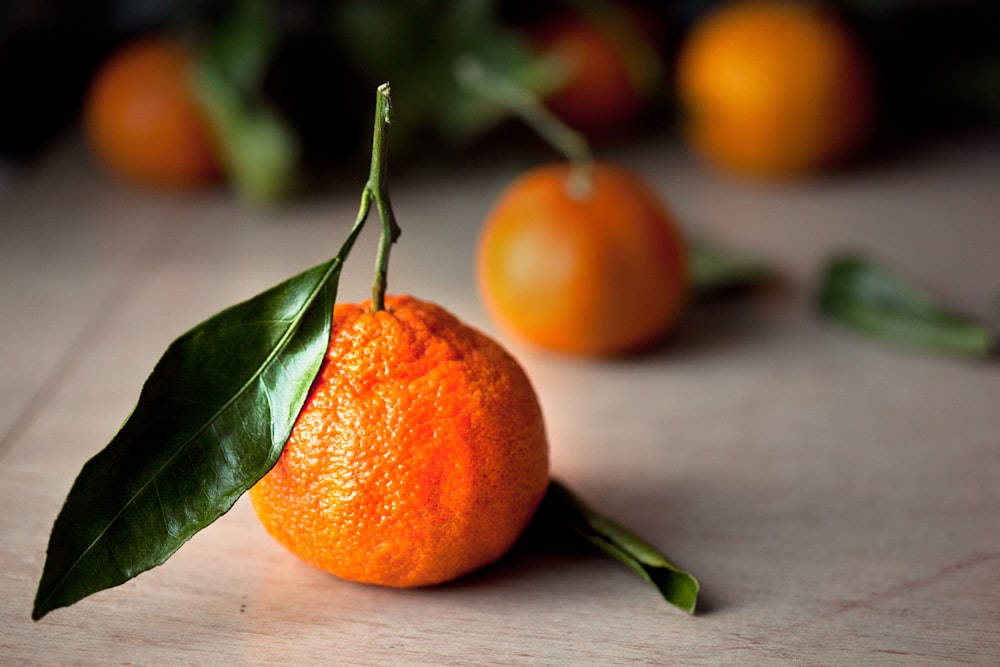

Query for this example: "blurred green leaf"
[333,0,555,148]
[193,0,300,204]
[689,235,776,299]
[819,253,997,358]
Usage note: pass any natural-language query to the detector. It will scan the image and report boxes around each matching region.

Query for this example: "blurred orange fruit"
[532,11,653,138]
[249,295,549,588]
[676,0,875,178]
[84,37,219,189]
[476,163,688,356]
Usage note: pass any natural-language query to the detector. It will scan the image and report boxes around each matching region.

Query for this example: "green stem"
[365,83,401,312]
[339,83,400,313]
[453,55,595,199]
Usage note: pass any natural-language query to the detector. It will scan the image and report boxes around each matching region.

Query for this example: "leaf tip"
[31,587,54,622]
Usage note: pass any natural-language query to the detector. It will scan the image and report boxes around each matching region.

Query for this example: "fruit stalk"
[366,83,402,312]
[454,56,594,198]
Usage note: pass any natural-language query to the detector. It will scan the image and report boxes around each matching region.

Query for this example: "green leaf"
[333,0,550,147]
[533,480,699,614]
[32,258,342,620]
[689,235,775,300]
[195,70,301,205]
[193,0,301,204]
[199,0,277,92]
[819,253,997,358]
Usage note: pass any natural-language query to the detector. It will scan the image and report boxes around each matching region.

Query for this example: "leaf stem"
[365,83,401,312]
[453,55,594,199]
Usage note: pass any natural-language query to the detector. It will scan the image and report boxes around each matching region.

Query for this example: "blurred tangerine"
[676,0,875,178]
[84,37,219,189]
[477,163,688,357]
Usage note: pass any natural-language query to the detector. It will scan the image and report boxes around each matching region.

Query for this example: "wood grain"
[3,133,999,665]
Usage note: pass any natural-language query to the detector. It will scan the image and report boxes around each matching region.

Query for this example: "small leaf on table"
[532,480,699,614]
[818,253,997,358]
[32,258,341,620]
[689,235,775,300]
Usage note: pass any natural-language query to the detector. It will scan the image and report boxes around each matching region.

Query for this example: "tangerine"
[676,0,875,178]
[84,37,219,189]
[476,163,688,356]
[248,294,550,588]
[532,13,649,138]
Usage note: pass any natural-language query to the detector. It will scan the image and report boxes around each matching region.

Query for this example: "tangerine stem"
[453,55,594,199]
[367,83,401,312]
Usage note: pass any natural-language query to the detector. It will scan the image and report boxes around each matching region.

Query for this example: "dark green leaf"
[819,253,997,358]
[533,480,699,614]
[32,258,341,620]
[333,0,551,147]
[689,235,775,300]
[193,0,301,204]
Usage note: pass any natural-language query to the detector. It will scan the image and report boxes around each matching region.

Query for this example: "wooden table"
[3,131,999,665]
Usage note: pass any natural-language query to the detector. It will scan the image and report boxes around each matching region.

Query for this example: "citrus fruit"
[84,37,219,189]
[675,0,875,178]
[532,10,654,138]
[476,162,688,356]
[248,294,550,588]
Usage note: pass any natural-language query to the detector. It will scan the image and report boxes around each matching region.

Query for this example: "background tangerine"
[532,13,648,138]
[476,163,688,357]
[676,0,875,178]
[83,37,219,189]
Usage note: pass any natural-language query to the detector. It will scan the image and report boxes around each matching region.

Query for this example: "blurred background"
[1,0,999,200]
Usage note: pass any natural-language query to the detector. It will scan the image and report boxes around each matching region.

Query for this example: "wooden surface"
[2,132,999,665]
